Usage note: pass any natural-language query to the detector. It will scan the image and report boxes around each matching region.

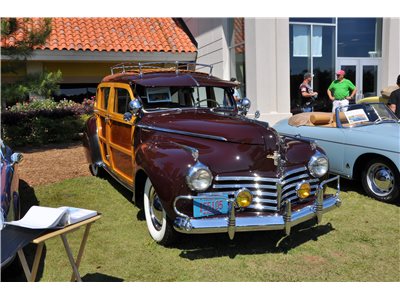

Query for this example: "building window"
[338,18,382,57]
[228,18,246,97]
[289,21,336,113]
[55,83,97,102]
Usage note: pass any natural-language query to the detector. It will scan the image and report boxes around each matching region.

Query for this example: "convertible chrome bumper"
[173,176,341,239]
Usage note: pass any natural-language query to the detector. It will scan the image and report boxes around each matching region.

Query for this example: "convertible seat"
[289,112,334,127]
[289,112,348,127]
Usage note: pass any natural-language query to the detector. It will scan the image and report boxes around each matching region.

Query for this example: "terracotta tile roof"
[1,18,197,53]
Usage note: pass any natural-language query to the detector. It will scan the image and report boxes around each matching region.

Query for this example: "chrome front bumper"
[173,176,341,239]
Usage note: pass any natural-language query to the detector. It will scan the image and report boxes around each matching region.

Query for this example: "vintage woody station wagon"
[83,62,341,245]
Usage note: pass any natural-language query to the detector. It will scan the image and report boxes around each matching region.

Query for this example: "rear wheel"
[89,163,105,178]
[361,158,399,203]
[143,177,176,245]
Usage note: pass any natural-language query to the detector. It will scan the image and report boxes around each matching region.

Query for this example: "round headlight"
[308,152,329,178]
[235,189,253,207]
[186,162,213,191]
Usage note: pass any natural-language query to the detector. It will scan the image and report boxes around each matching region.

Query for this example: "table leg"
[17,242,44,282]
[60,234,82,282]
[70,223,92,282]
[17,249,31,281]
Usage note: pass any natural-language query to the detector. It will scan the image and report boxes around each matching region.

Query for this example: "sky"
[1,0,398,17]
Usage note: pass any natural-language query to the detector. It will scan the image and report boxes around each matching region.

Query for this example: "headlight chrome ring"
[308,151,329,178]
[186,161,213,192]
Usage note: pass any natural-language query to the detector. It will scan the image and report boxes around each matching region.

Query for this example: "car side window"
[115,88,131,114]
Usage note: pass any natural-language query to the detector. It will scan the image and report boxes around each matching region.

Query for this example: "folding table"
[13,214,101,282]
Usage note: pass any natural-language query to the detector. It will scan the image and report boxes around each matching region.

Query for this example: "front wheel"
[361,158,399,203]
[143,177,176,245]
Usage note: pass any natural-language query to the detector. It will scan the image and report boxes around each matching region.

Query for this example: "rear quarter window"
[97,87,110,110]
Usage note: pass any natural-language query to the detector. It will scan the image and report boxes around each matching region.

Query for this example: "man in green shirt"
[327,70,357,112]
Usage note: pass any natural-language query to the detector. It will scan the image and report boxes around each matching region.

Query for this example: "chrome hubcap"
[149,186,164,231]
[367,163,394,196]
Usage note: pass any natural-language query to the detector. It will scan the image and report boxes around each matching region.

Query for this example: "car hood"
[139,109,272,145]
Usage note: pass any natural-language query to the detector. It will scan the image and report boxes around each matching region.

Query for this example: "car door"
[95,84,112,170]
[106,83,136,187]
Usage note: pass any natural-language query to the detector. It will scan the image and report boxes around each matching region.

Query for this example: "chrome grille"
[205,167,320,212]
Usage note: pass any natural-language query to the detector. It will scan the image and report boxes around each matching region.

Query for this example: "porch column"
[244,18,292,125]
[381,18,400,87]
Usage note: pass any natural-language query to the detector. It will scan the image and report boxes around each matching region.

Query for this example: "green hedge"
[1,99,93,147]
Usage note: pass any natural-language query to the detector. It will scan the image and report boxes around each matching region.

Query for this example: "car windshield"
[135,86,235,110]
[337,103,399,127]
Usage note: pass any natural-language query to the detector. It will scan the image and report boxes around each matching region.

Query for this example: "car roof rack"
[110,61,214,78]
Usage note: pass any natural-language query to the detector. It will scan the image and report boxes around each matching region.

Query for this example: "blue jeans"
[302,106,313,112]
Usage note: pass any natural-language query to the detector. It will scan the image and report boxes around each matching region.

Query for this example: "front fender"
[135,140,197,218]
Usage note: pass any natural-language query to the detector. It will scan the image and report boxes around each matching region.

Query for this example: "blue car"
[273,103,400,203]
[1,140,23,268]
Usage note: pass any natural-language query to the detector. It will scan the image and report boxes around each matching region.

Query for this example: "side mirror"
[238,97,251,116]
[11,152,23,165]
[128,98,143,116]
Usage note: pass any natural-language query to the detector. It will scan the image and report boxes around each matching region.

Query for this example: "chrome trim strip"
[252,197,278,204]
[253,190,277,197]
[248,204,279,211]
[213,183,277,190]
[282,166,307,178]
[215,176,280,183]
[281,174,314,185]
[137,124,228,142]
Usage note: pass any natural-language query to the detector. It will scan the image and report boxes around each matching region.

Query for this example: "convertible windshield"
[135,86,235,110]
[337,103,399,127]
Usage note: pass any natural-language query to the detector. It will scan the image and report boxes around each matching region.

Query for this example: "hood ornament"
[267,151,281,166]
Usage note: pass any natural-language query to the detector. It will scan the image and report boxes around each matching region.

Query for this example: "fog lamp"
[235,189,253,207]
[296,182,311,199]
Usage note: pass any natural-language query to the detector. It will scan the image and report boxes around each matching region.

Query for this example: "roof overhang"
[1,49,197,62]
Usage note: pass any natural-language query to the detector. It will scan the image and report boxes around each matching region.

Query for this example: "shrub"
[1,98,94,147]
[1,70,63,107]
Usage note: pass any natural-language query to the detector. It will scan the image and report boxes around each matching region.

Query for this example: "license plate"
[193,196,229,218]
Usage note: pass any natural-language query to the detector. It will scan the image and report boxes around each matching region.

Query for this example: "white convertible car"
[273,103,399,203]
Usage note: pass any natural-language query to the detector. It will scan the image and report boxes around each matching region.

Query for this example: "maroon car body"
[83,62,341,245]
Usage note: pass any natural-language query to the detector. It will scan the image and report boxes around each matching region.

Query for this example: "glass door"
[337,58,381,101]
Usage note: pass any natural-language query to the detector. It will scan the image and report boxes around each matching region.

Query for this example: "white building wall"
[382,18,400,87]
[183,18,230,79]
[184,17,292,125]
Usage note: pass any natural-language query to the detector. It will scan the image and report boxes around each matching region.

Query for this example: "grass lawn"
[3,175,400,282]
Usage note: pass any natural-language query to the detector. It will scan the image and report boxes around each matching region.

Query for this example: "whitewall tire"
[143,177,175,245]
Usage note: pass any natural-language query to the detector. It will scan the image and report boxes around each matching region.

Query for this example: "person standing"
[230,77,241,102]
[327,70,357,112]
[299,72,318,112]
[388,74,400,118]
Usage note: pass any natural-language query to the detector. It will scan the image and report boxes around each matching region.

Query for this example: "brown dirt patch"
[16,142,91,187]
